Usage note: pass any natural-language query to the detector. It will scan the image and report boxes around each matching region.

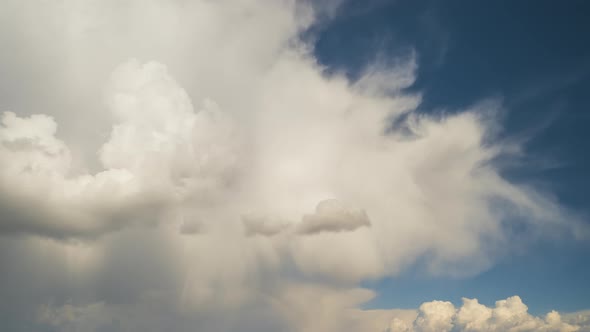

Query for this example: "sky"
[0,0,589,331]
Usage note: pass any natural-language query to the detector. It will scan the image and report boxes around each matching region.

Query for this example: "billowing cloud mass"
[390,295,584,332]
[0,0,587,331]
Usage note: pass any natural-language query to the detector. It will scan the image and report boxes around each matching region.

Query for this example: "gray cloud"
[242,214,291,237]
[392,296,583,332]
[296,199,371,235]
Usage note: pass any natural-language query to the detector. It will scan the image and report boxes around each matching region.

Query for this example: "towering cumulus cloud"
[0,0,587,331]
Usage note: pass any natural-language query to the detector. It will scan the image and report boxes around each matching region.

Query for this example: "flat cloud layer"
[0,0,587,331]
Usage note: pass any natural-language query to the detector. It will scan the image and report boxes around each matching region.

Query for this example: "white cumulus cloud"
[385,296,583,332]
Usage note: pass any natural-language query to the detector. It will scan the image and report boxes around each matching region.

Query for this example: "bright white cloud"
[413,300,456,332]
[387,296,583,332]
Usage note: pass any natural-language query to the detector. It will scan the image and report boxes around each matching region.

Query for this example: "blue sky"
[311,0,590,315]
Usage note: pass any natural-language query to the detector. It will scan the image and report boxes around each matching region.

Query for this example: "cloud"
[564,310,590,332]
[242,198,371,237]
[38,302,114,332]
[296,199,371,235]
[36,294,590,332]
[413,300,456,332]
[385,295,584,332]
[242,214,291,237]
[0,59,238,240]
[0,0,587,331]
[0,112,169,239]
